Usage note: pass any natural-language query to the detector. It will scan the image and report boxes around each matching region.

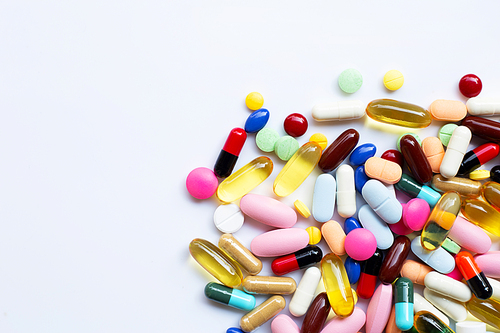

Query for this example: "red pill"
[381,149,404,168]
[301,292,330,333]
[284,113,308,137]
[318,129,359,173]
[456,251,492,299]
[457,142,500,176]
[214,128,247,178]
[271,246,322,276]
[378,236,411,284]
[357,249,383,299]
[462,116,500,142]
[400,135,433,184]
[459,74,482,98]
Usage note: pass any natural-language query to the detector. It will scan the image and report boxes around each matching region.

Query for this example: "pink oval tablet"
[186,167,218,199]
[345,228,377,261]
[448,216,491,254]
[366,284,392,333]
[475,252,500,278]
[251,228,309,257]
[240,194,297,228]
[403,198,430,231]
[271,314,299,333]
[321,220,346,256]
[320,307,366,333]
[389,208,414,236]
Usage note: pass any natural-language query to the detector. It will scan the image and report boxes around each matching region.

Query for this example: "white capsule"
[456,321,486,333]
[424,288,468,322]
[424,271,472,302]
[466,97,500,116]
[487,277,500,301]
[336,164,356,218]
[311,101,365,121]
[413,293,450,326]
[289,267,322,317]
[312,174,336,223]
[362,179,402,224]
[358,204,394,250]
[440,126,472,178]
[411,236,455,274]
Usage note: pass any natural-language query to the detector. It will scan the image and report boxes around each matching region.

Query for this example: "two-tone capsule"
[394,277,414,331]
[271,246,323,276]
[455,251,493,300]
[457,142,499,176]
[205,282,256,311]
[357,249,383,299]
[395,173,441,207]
[214,128,247,178]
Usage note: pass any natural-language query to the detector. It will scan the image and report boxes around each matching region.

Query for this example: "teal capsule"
[204,282,256,311]
[395,277,414,331]
[395,173,441,207]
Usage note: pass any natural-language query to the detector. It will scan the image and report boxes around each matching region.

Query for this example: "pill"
[242,276,297,295]
[350,143,377,165]
[245,108,270,133]
[447,265,465,281]
[459,74,482,98]
[319,307,366,333]
[321,220,346,256]
[429,99,467,121]
[424,271,472,302]
[397,132,422,152]
[384,69,404,90]
[424,288,468,322]
[438,123,458,147]
[389,214,414,236]
[345,256,361,284]
[344,228,377,261]
[217,156,273,203]
[469,169,490,180]
[245,92,264,110]
[401,260,433,285]
[344,217,362,234]
[379,236,411,284]
[240,193,297,228]
[456,322,486,333]
[295,200,312,219]
[462,116,500,142]
[205,282,256,311]
[357,249,383,299]
[442,237,461,254]
[256,127,280,152]
[274,135,300,161]
[456,251,493,300]
[422,136,445,173]
[186,167,219,199]
[384,306,399,333]
[492,165,500,183]
[271,314,299,333]
[466,296,500,330]
[274,142,322,197]
[338,68,363,93]
[319,129,360,173]
[311,101,365,121]
[189,238,243,288]
[403,198,430,231]
[411,236,455,274]
[461,199,500,237]
[301,292,330,333]
[366,99,432,128]
[284,113,308,137]
[431,174,481,197]
[227,327,245,333]
[289,266,322,317]
[440,125,472,178]
[400,134,433,184]
[214,204,245,233]
[448,216,491,254]
[305,226,321,245]
[240,295,286,332]
[458,143,500,176]
[354,165,370,193]
[488,277,500,302]
[395,173,441,207]
[271,246,322,276]
[467,97,500,116]
[219,234,262,275]
[394,277,414,331]
[321,253,354,317]
[366,283,393,333]
[381,149,404,168]
[358,204,394,250]
[308,133,328,152]
[362,179,402,224]
[475,252,500,278]
[413,293,450,326]
[415,310,455,333]
[364,156,402,185]
[250,228,310,257]
[336,164,356,218]
[214,127,247,178]
[312,174,336,222]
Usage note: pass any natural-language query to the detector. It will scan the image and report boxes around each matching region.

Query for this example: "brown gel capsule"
[400,134,433,184]
[240,295,286,332]
[242,276,297,295]
[431,174,481,197]
[300,292,330,333]
[462,116,500,142]
[318,129,359,173]
[219,234,262,275]
[379,235,411,284]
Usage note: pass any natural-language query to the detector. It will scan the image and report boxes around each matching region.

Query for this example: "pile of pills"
[186,71,500,333]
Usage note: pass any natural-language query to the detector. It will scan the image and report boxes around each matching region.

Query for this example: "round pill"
[344,228,377,261]
[245,92,264,110]
[338,68,363,93]
[469,169,490,180]
[397,132,421,152]
[186,167,218,199]
[306,226,321,245]
[255,128,280,152]
[213,203,245,233]
[309,133,328,150]
[274,136,300,161]
[294,199,311,218]
[459,74,482,98]
[383,70,404,91]
[438,123,458,147]
[284,113,308,137]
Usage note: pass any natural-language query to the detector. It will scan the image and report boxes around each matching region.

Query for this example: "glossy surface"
[242,276,297,295]
[245,108,269,133]
[467,97,500,116]
[300,292,330,333]
[461,199,500,237]
[271,246,322,276]
[309,133,328,150]
[357,249,383,299]
[344,217,362,234]
[457,143,499,176]
[379,236,411,284]
[240,295,286,333]
[395,277,414,331]
[459,74,482,97]
[186,167,218,199]
[403,198,431,231]
[492,165,500,183]
[354,165,370,193]
[344,256,361,284]
[395,173,441,207]
[414,310,455,333]
[456,251,492,300]
[401,134,433,184]
[466,296,500,329]
[284,113,308,137]
[321,253,354,317]
[431,174,481,197]
[381,149,404,168]
[318,129,359,173]
[440,125,472,179]
[366,99,432,128]
[311,101,365,121]
[462,116,500,142]
[219,234,262,275]
[350,143,377,165]
[344,228,376,261]
[481,181,500,210]
[245,92,264,110]
[424,271,472,302]
[214,127,247,178]
[289,267,322,317]
[205,282,256,311]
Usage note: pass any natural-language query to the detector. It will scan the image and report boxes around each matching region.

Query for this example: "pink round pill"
[186,167,218,199]
[403,198,430,231]
[389,211,413,236]
[344,228,377,261]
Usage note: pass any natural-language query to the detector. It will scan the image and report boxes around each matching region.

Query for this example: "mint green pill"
[397,133,422,152]
[441,237,461,254]
[274,135,300,161]
[338,68,363,93]
[439,123,458,147]
[256,128,280,152]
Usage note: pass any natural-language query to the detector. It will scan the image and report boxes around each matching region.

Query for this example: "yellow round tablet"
[383,70,404,91]
[309,133,328,150]
[294,199,311,218]
[245,92,264,110]
[469,169,490,181]
[306,226,321,245]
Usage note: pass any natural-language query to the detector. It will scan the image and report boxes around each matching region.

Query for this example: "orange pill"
[365,156,402,184]
[385,305,401,333]
[429,99,467,121]
[421,137,445,173]
[400,259,434,285]
[321,220,346,256]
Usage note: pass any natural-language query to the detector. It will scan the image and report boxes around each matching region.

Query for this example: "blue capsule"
[345,256,361,284]
[349,143,376,166]
[344,217,362,234]
[355,165,370,193]
[244,108,270,133]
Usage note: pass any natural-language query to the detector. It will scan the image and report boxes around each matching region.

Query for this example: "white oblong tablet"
[424,271,472,302]
[424,288,468,322]
[312,174,336,223]
[336,164,356,218]
[311,101,365,121]
[413,293,450,326]
[358,204,394,250]
[362,179,402,224]
[411,237,455,274]
[440,126,472,178]
[289,267,322,317]
[456,321,486,333]
[213,203,245,233]
[466,97,500,116]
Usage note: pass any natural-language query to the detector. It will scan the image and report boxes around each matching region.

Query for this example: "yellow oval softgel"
[482,181,500,210]
[189,238,243,288]
[461,199,500,237]
[274,142,322,197]
[469,169,491,181]
[217,156,273,203]
[467,296,500,330]
[366,99,432,128]
[321,253,354,317]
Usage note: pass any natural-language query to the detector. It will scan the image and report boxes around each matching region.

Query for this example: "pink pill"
[240,193,297,228]
[403,198,430,231]
[474,252,500,278]
[366,284,392,333]
[446,264,464,281]
[186,167,218,199]
[448,216,491,254]
[320,307,366,333]
[251,228,309,257]
[271,314,299,333]
[389,211,413,236]
[344,228,377,261]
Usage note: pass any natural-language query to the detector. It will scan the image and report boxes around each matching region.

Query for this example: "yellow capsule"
[421,191,461,251]
[189,238,243,288]
[217,156,273,203]
[481,181,500,211]
[274,142,322,197]
[467,296,500,330]
[461,199,500,237]
[414,311,455,333]
[309,133,328,150]
[366,99,432,128]
[295,199,311,218]
[321,253,354,317]
[470,169,491,181]
[306,226,321,245]
[431,174,481,197]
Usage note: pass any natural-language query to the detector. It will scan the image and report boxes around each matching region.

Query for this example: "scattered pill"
[255,127,280,152]
[366,99,432,128]
[214,127,247,178]
[319,128,359,173]
[469,169,490,180]
[344,228,377,261]
[383,69,404,91]
[284,113,308,137]
[219,234,262,275]
[349,143,376,166]
[421,136,445,173]
[240,193,297,228]
[289,266,322,317]
[245,108,270,133]
[242,276,297,295]
[438,123,458,147]
[274,135,300,161]
[213,204,245,233]
[309,133,328,150]
[364,156,402,185]
[245,92,264,110]
[397,132,421,152]
[186,167,218,199]
[311,101,365,121]
[459,74,482,98]
[379,235,411,284]
[295,200,311,219]
[240,295,285,332]
[429,99,467,121]
[305,226,321,245]
[338,68,363,93]
[271,246,322,276]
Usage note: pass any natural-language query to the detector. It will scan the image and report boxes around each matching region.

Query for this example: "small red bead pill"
[381,149,404,168]
[284,113,308,137]
[459,74,482,98]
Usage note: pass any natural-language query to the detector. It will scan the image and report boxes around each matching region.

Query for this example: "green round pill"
[338,68,363,93]
[274,135,300,161]
[439,123,458,147]
[256,128,280,152]
[397,133,422,152]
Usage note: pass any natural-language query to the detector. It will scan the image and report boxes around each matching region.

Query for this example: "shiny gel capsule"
[349,143,376,166]
[354,165,370,193]
[414,311,455,333]
[318,128,359,173]
[244,108,270,133]
[345,256,361,284]
[366,99,432,128]
[321,253,354,317]
[205,282,256,311]
[394,277,414,331]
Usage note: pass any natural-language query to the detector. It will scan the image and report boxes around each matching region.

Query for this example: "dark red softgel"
[284,113,308,137]
[459,74,482,98]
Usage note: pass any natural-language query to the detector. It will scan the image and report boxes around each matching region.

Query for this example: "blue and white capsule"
[205,282,256,311]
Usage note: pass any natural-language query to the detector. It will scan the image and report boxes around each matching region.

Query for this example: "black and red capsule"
[271,246,323,276]
[357,249,383,299]
[214,128,247,178]
[457,143,499,176]
[456,251,493,300]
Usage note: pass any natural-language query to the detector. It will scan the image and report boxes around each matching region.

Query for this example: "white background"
[1,1,500,332]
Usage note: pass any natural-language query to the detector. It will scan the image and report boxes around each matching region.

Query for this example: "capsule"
[217,156,273,203]
[456,251,493,300]
[414,293,450,326]
[311,101,365,121]
[336,164,357,218]
[321,253,354,317]
[421,191,461,251]
[462,116,500,142]
[400,134,433,184]
[214,128,247,178]
[457,143,500,176]
[481,181,500,211]
[466,296,500,330]
[423,288,468,322]
[492,165,500,183]
[271,246,323,276]
[300,292,330,333]
[274,142,322,197]
[219,234,262,275]
[204,282,256,311]
[289,267,322,317]
[461,199,500,237]
[344,217,362,234]
[414,311,455,333]
[431,174,481,197]
[466,97,500,116]
[366,99,432,128]
[242,276,297,295]
[240,295,286,332]
[395,277,414,331]
[318,128,359,173]
[440,125,472,179]
[189,238,243,288]
[395,173,441,207]
[379,236,411,284]
[357,249,383,299]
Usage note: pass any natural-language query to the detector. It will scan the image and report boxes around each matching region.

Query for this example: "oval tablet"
[366,284,393,333]
[319,307,366,333]
[411,236,455,274]
[214,204,245,233]
[271,314,299,333]
[321,220,346,256]
[474,252,500,278]
[429,99,467,121]
[362,179,402,224]
[466,97,500,116]
[422,136,445,173]
[350,143,377,165]
[354,165,370,193]
[245,108,270,133]
[358,204,394,250]
[424,271,472,302]
[312,174,336,222]
[251,228,309,257]
[312,101,365,121]
[365,156,402,184]
[448,216,491,254]
[240,194,297,228]
[336,164,356,218]
[289,267,322,317]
